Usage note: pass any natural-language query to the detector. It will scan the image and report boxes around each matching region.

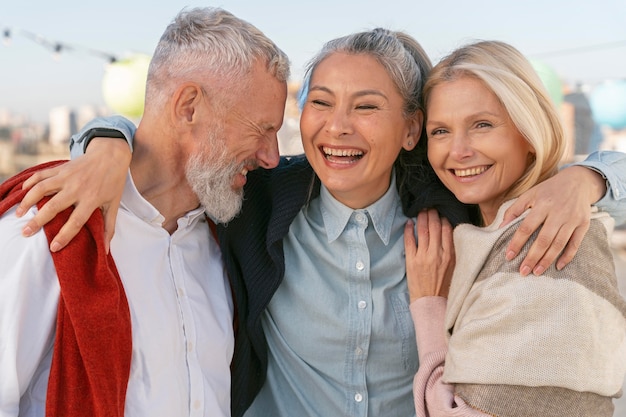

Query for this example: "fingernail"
[15,207,24,217]
[520,265,531,276]
[50,242,61,252]
[533,265,545,276]
[506,250,516,261]
[22,226,33,237]
[556,261,565,271]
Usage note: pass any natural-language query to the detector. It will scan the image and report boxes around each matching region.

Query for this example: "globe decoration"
[102,54,151,118]
[530,59,563,109]
[589,80,626,130]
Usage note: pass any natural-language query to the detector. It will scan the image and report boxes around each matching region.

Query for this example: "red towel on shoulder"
[0,160,132,417]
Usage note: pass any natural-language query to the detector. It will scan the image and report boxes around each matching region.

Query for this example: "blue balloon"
[530,60,563,109]
[590,80,626,130]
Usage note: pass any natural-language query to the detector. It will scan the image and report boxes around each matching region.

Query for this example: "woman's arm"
[17,116,136,252]
[573,150,626,223]
[410,298,488,417]
[502,150,626,276]
[69,116,137,158]
[404,212,488,416]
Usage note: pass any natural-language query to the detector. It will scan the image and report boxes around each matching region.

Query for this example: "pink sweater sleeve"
[410,297,489,417]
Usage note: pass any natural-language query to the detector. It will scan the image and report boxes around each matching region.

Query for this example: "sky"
[2,0,626,123]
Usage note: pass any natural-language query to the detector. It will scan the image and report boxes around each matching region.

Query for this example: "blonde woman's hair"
[423,40,564,201]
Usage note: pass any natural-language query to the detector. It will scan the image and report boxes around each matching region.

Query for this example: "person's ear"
[403,110,423,151]
[171,82,203,126]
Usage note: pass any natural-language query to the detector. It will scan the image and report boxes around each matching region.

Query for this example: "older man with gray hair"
[0,7,289,417]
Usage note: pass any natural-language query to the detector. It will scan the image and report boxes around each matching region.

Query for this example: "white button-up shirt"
[0,172,234,417]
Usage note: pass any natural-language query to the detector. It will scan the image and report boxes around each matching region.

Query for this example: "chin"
[454,193,482,205]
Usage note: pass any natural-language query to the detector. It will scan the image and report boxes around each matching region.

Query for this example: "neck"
[130,128,200,234]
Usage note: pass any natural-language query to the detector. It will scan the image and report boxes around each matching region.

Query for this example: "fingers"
[408,209,453,300]
[47,208,93,252]
[16,143,129,252]
[21,165,62,192]
[16,167,64,217]
[17,160,89,237]
[21,192,74,238]
[426,209,443,252]
[555,227,586,270]
[511,211,590,276]
[416,210,430,247]
[404,218,416,244]
[440,217,454,257]
[415,209,444,250]
[517,221,569,276]
[500,194,531,231]
[507,167,596,275]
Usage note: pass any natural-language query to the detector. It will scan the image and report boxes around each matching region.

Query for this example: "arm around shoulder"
[70,115,138,158]
[570,150,626,225]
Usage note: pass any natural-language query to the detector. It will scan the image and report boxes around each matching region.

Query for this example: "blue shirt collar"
[319,174,399,245]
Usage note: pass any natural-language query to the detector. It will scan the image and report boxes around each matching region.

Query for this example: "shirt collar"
[320,175,400,245]
[120,170,206,228]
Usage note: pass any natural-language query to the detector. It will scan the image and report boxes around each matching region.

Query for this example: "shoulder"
[0,205,55,280]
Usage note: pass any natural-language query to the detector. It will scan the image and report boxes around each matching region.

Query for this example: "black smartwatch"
[81,128,128,152]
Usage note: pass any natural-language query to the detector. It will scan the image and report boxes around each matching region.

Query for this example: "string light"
[2,23,626,71]
[530,39,626,59]
[1,25,118,63]
[2,28,11,46]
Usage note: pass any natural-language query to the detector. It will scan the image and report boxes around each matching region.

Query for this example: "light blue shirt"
[244,177,418,417]
[570,150,626,225]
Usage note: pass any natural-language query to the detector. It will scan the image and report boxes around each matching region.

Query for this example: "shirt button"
[355,347,363,355]
[355,261,364,271]
[355,393,363,402]
[188,342,193,352]
[358,300,367,309]
[355,213,366,223]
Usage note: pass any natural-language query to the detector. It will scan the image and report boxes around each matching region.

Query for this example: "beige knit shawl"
[443,200,626,417]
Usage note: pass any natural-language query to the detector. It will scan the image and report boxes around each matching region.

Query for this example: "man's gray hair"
[145,7,290,109]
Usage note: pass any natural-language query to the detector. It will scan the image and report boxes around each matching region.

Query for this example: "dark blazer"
[217,156,317,417]
[216,155,470,417]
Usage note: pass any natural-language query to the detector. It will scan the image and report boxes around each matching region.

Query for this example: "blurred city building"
[0,104,110,181]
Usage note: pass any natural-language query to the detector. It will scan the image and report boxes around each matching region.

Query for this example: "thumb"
[500,195,531,228]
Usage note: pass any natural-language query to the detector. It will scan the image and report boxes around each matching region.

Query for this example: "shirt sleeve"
[0,206,60,415]
[410,297,488,417]
[567,150,626,225]
[69,116,138,159]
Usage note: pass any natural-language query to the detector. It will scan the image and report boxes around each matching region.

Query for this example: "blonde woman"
[407,40,626,417]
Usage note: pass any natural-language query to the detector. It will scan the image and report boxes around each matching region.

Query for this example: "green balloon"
[102,54,151,118]
[530,59,563,109]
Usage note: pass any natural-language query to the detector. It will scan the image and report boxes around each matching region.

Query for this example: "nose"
[256,132,280,169]
[449,131,473,160]
[325,108,353,138]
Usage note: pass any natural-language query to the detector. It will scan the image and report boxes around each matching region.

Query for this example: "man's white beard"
[185,136,245,224]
